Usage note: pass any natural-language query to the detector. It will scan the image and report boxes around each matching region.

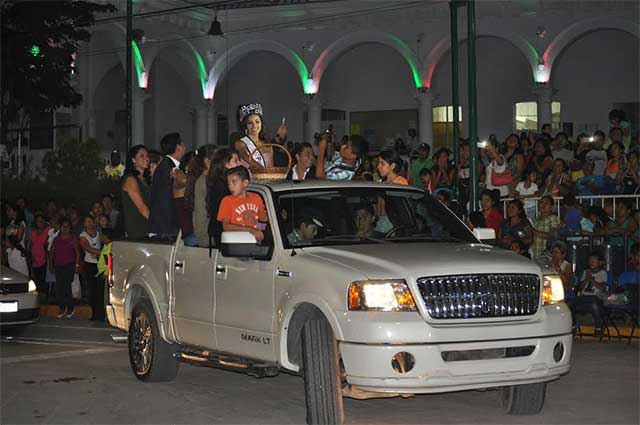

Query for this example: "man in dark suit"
[149,132,185,238]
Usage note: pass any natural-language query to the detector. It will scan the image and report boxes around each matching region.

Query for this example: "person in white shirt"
[585,130,607,176]
[6,236,29,276]
[513,170,539,219]
[568,251,608,334]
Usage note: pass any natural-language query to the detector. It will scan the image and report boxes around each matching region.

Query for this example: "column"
[193,101,208,148]
[206,100,217,145]
[88,109,97,139]
[534,83,553,131]
[303,94,322,144]
[414,88,434,145]
[132,90,148,146]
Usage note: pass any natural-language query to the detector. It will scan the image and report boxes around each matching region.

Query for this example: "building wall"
[552,29,639,134]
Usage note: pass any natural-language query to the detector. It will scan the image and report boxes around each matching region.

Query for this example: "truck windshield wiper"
[386,235,468,243]
[313,235,386,244]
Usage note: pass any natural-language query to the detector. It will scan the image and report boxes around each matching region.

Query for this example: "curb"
[39,304,93,320]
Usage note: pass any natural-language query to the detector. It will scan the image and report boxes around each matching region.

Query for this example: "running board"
[175,348,279,378]
[111,334,128,343]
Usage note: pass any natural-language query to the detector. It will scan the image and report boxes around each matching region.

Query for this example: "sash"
[241,136,266,168]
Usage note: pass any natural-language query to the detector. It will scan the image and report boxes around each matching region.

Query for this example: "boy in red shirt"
[217,166,267,241]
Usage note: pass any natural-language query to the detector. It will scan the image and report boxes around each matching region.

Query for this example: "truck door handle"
[175,261,184,269]
[216,265,226,274]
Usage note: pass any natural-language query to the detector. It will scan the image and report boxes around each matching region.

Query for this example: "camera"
[313,124,334,144]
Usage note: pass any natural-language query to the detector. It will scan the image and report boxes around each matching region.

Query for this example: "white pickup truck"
[107,181,572,424]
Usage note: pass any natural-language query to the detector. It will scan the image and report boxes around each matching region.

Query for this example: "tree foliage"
[2,1,117,122]
[45,137,103,183]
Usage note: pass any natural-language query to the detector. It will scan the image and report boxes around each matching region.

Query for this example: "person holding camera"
[315,133,368,181]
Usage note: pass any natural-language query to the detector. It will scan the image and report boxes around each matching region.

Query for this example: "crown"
[239,103,263,122]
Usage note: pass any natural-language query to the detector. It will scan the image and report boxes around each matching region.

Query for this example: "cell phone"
[477,140,489,149]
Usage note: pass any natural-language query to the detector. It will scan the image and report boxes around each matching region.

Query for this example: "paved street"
[1,317,638,425]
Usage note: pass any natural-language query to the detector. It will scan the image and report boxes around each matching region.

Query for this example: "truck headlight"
[28,280,37,293]
[543,274,564,304]
[348,280,416,311]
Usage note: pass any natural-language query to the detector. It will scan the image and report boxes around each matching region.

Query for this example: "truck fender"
[124,270,171,343]
[277,293,344,372]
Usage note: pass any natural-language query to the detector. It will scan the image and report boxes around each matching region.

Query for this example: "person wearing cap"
[234,103,287,171]
[287,209,325,245]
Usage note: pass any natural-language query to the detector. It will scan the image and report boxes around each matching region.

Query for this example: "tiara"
[239,103,263,122]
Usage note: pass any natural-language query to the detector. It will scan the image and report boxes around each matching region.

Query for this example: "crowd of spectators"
[1,104,638,332]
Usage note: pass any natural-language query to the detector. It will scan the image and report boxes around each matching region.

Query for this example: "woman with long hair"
[52,218,80,318]
[480,189,503,234]
[497,199,532,250]
[431,148,455,193]
[121,145,150,239]
[234,103,286,170]
[186,144,217,247]
[377,150,408,185]
[174,151,196,246]
[206,147,242,245]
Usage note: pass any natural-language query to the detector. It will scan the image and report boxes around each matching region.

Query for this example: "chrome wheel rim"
[131,311,153,375]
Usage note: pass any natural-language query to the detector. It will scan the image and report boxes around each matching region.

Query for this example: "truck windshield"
[275,187,476,249]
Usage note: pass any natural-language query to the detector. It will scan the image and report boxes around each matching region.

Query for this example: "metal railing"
[500,194,640,219]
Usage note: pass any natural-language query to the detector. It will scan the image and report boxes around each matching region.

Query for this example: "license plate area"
[0,301,18,313]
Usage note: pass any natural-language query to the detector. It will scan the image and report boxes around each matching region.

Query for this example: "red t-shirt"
[484,208,504,233]
[217,192,267,229]
[30,226,51,268]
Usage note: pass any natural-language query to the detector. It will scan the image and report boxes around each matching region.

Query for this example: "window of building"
[432,106,462,149]
[514,101,561,131]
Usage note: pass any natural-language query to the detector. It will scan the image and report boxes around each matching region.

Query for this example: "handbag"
[491,168,513,186]
[71,273,81,299]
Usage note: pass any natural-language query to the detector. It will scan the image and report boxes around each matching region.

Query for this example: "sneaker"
[56,308,67,319]
[66,308,76,318]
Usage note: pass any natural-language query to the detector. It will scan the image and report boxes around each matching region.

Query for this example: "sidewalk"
[40,304,93,320]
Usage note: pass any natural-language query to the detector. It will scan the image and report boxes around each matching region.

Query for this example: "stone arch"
[423,29,539,87]
[88,22,147,94]
[310,30,421,91]
[541,17,640,82]
[88,22,127,97]
[146,37,207,99]
[206,39,309,99]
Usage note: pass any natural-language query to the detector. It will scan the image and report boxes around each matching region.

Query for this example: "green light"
[131,41,146,87]
[388,35,421,88]
[291,51,312,93]
[30,45,40,57]
[187,45,208,97]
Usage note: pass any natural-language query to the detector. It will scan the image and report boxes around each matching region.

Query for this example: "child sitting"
[217,166,268,242]
[568,251,608,334]
[419,168,433,193]
[513,170,539,219]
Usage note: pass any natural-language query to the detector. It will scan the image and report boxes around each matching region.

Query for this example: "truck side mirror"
[220,231,272,260]
[473,227,496,242]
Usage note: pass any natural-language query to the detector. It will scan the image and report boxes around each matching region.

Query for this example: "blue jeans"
[183,233,198,247]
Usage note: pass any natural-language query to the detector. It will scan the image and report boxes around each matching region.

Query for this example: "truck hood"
[304,242,542,281]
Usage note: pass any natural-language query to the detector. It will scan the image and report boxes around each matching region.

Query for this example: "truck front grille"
[416,274,540,319]
[0,283,29,294]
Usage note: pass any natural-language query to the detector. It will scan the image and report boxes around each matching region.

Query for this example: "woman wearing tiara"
[234,103,287,170]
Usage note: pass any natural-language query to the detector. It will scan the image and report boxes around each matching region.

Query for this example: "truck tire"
[501,382,546,415]
[128,299,178,382]
[301,318,344,425]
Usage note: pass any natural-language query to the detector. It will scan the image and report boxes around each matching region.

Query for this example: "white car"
[0,267,39,325]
